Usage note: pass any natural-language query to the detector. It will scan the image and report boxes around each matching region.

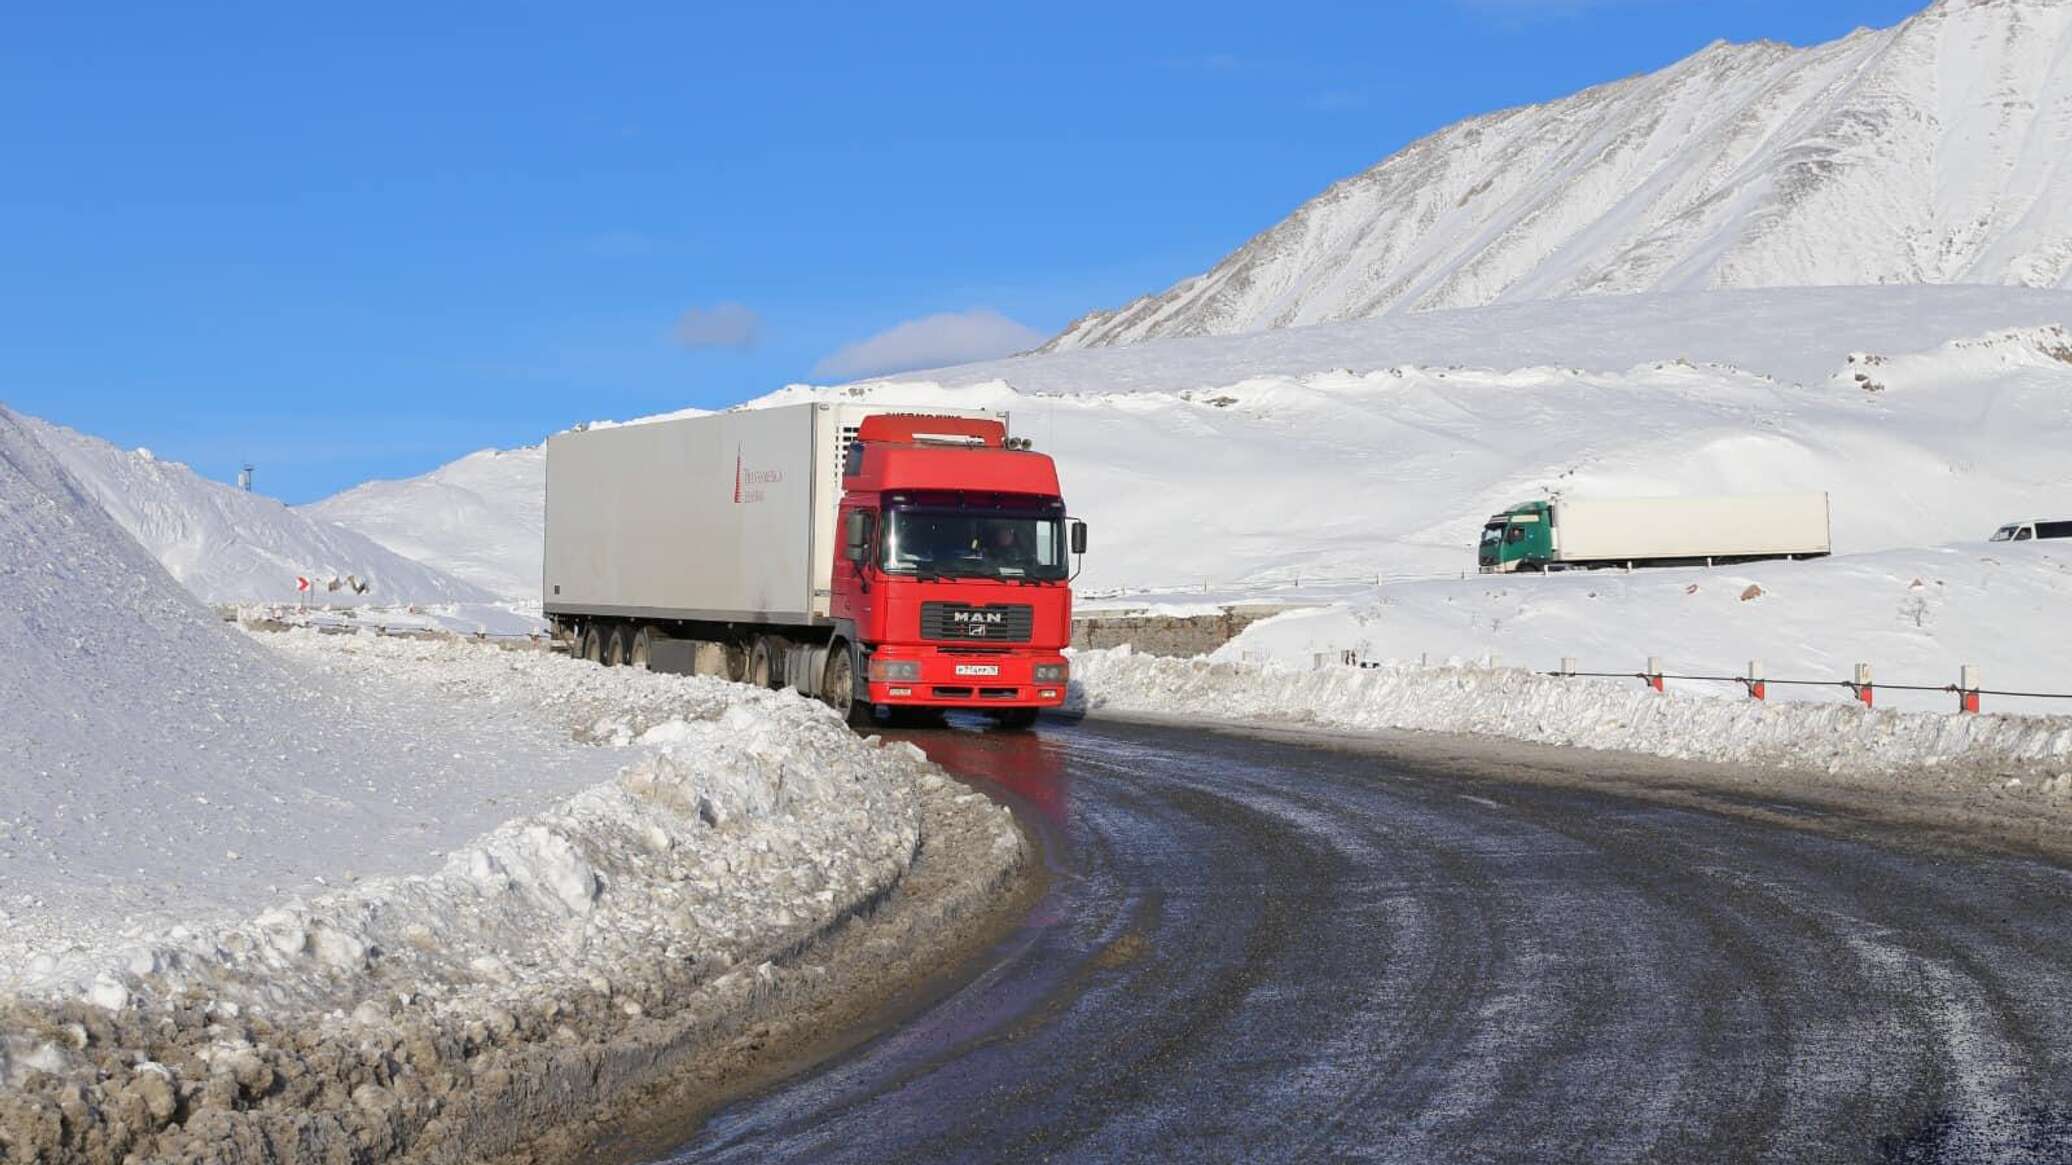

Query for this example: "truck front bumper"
[865,649,1070,708]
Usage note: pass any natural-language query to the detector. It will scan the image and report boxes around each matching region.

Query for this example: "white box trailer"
[1480,492,1831,572]
[543,402,1004,625]
[1555,494,1832,562]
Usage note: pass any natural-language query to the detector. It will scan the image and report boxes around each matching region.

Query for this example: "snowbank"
[1070,647,2072,788]
[0,633,1024,1165]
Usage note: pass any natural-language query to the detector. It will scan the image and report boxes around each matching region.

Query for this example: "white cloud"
[812,309,1045,380]
[673,302,759,351]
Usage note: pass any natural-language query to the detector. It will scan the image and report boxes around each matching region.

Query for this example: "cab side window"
[1505,526,1525,544]
[2015,528,2034,541]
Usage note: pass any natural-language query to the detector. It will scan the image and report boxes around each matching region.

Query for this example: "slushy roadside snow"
[0,405,1024,1162]
[1068,647,2072,793]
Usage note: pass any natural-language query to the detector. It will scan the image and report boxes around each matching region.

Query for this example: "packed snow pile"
[1048,0,2072,348]
[305,444,547,600]
[0,403,373,952]
[21,412,491,606]
[1211,545,2072,716]
[1069,648,2072,787]
[0,632,1022,1163]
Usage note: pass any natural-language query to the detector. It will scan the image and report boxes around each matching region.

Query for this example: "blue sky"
[2,0,1925,502]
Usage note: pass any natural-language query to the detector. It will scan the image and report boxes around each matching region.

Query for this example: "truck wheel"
[821,644,873,727]
[603,625,629,668]
[629,626,654,670]
[748,637,780,689]
[722,642,747,683]
[579,625,604,665]
[987,708,1040,731]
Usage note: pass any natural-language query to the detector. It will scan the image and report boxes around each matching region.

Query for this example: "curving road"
[647,716,2072,1163]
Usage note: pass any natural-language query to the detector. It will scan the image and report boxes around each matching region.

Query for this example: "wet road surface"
[647,717,2072,1163]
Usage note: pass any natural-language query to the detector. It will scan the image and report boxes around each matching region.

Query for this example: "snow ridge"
[1048,0,2072,349]
[21,413,489,605]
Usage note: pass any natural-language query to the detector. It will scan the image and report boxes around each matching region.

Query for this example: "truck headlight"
[869,658,921,682]
[1033,663,1067,682]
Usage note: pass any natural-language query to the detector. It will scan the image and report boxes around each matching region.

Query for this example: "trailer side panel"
[544,407,822,624]
[1555,493,1830,562]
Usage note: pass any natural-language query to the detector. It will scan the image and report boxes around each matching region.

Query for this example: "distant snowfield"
[309,286,2072,600]
[305,444,547,600]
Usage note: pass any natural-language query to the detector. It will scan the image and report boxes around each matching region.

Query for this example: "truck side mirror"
[844,512,870,563]
[1070,520,1088,556]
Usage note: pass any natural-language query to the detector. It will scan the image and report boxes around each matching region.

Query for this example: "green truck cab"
[1478,502,1553,572]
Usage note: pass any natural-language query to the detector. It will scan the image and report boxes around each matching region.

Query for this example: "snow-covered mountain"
[19,412,491,605]
[1047,0,2072,350]
[304,445,546,600]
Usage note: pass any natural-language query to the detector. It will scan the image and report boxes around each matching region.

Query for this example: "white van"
[1990,519,2072,542]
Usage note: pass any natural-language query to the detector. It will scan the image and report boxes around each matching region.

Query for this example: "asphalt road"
[648,716,2072,1163]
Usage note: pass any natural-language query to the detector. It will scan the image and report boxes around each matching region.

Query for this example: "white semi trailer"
[1478,493,1832,572]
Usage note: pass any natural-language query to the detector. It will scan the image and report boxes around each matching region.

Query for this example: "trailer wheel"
[821,643,873,727]
[748,636,780,689]
[603,625,629,668]
[579,625,604,665]
[629,625,654,670]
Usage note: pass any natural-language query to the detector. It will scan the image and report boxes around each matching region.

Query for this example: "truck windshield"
[1991,525,2018,542]
[882,508,1069,580]
[1479,522,1506,548]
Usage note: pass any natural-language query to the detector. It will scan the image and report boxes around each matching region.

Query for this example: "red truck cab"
[828,414,1084,727]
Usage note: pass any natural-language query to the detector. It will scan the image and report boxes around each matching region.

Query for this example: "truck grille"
[921,602,1034,643]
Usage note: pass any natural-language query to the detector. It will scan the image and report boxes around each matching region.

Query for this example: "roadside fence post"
[1560,656,1577,677]
[1852,663,1874,709]
[1747,659,1766,702]
[1312,651,1328,671]
[1645,655,1665,693]
[1488,652,1500,670]
[1960,664,1981,714]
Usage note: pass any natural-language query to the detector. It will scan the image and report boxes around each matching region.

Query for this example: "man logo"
[949,610,1005,624]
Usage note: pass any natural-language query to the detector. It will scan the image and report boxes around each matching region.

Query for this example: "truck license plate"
[953,664,1000,677]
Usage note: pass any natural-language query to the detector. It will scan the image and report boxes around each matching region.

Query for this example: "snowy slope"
[767,320,2072,591]
[1048,0,2072,349]
[1217,545,2072,716]
[305,444,546,599]
[305,287,2072,601]
[21,413,491,606]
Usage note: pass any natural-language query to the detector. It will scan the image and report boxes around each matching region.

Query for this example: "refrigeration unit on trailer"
[1478,493,1830,573]
[543,402,1086,727]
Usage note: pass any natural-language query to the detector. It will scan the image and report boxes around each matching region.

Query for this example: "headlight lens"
[1032,663,1067,682]
[869,658,921,682]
